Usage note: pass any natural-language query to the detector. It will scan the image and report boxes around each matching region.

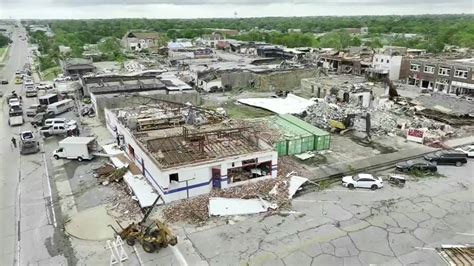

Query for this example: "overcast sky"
[0,0,472,19]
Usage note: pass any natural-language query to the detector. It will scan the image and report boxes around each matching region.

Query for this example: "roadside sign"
[407,128,424,143]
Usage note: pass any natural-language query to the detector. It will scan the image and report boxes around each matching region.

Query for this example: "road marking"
[293,199,341,203]
[42,152,57,227]
[170,245,188,266]
[455,232,474,236]
[325,189,375,193]
[132,245,143,266]
[414,247,436,251]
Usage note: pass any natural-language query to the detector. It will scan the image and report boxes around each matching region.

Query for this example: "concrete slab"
[65,205,115,240]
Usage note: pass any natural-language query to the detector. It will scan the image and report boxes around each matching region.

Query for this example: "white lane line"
[455,232,474,236]
[414,247,436,251]
[43,148,57,228]
[15,124,22,266]
[293,199,341,203]
[132,245,143,266]
[325,189,375,193]
[170,245,189,266]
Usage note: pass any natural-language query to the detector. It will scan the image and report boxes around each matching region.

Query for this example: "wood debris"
[163,177,292,224]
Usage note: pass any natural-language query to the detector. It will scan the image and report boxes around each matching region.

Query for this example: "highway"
[0,25,68,265]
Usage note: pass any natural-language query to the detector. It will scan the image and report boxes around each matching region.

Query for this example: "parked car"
[26,104,46,117]
[424,150,468,166]
[31,111,55,127]
[455,145,474,158]
[25,86,37,97]
[342,173,383,190]
[396,160,437,173]
[1,79,8,84]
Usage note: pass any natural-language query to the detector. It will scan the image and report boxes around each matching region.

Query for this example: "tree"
[0,35,11,47]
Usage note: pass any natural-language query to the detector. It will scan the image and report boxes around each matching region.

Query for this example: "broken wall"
[222,68,319,91]
[93,91,201,122]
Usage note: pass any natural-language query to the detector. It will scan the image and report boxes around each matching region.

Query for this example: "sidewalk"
[312,136,474,180]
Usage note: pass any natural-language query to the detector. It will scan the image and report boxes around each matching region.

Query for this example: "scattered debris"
[270,175,309,199]
[294,152,315,161]
[237,93,315,114]
[209,197,277,216]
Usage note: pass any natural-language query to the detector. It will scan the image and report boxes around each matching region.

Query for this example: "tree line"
[23,14,474,68]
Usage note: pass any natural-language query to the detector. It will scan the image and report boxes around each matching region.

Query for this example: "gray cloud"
[49,0,473,7]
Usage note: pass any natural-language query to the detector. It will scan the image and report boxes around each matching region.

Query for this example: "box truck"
[53,137,97,161]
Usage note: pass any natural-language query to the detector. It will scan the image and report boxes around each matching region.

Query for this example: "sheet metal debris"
[237,93,315,114]
[123,173,160,208]
[270,175,309,199]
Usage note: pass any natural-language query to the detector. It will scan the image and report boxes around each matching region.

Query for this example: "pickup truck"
[40,124,78,138]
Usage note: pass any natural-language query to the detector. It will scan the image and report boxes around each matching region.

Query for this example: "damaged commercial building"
[81,75,200,122]
[104,104,278,203]
[221,67,320,91]
[407,58,474,96]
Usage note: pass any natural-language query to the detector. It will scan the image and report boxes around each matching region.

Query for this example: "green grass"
[41,66,61,81]
[220,102,273,119]
[0,46,10,64]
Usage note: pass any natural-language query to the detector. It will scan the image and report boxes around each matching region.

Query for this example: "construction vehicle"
[329,113,372,142]
[109,197,177,253]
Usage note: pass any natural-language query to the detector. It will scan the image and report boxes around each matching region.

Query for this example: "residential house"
[121,31,161,52]
[60,58,95,77]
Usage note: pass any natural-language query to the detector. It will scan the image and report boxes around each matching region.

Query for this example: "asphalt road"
[0,25,68,265]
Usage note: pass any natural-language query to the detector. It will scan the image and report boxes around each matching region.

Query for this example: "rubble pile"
[94,164,128,184]
[303,96,460,140]
[231,119,283,145]
[163,177,291,224]
[106,182,143,221]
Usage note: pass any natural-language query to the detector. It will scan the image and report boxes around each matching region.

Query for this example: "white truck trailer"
[53,137,97,161]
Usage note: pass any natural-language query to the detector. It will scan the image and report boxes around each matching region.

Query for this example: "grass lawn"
[220,101,272,119]
[41,66,61,81]
[0,46,10,64]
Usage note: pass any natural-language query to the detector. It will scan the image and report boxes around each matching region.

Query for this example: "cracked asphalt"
[176,161,474,265]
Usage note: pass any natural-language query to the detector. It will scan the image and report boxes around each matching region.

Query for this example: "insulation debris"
[270,175,309,199]
[208,197,277,216]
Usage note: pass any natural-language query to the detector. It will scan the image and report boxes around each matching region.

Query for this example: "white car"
[342,173,383,190]
[8,98,20,108]
[455,145,474,158]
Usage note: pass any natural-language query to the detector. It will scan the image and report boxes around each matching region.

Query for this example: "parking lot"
[166,161,474,265]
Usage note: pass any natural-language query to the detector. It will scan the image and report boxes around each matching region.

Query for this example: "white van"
[47,99,74,115]
[44,118,77,127]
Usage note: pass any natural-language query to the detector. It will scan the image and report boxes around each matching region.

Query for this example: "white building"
[105,106,278,203]
[371,54,403,81]
[121,31,161,52]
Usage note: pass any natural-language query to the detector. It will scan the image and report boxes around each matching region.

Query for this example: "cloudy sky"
[0,0,472,19]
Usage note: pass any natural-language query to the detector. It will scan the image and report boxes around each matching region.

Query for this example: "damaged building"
[81,75,200,121]
[407,58,474,96]
[104,104,278,203]
[221,67,320,91]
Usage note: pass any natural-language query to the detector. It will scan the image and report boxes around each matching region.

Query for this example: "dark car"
[424,150,468,166]
[396,160,438,173]
[1,80,8,85]
[31,111,55,127]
